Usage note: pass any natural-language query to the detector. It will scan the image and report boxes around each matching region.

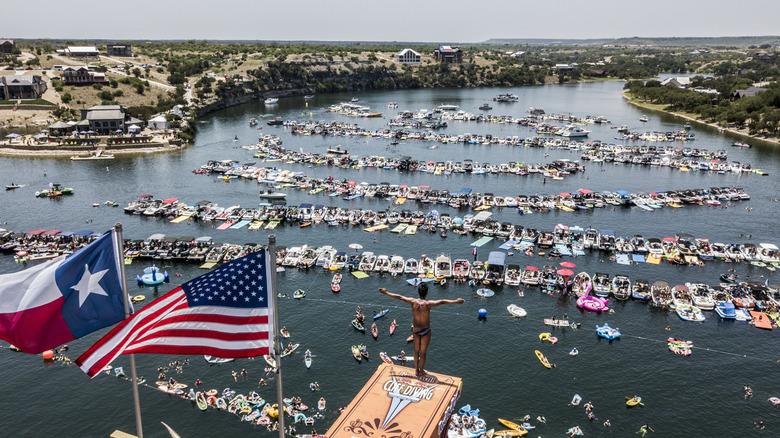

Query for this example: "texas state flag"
[0,230,129,354]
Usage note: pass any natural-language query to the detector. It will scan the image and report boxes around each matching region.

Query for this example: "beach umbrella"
[33,134,47,139]
[86,130,95,134]
[560,261,576,268]
[40,129,48,133]
[348,243,363,250]
[557,269,574,276]
[5,133,21,138]
[79,131,87,134]
[115,129,123,133]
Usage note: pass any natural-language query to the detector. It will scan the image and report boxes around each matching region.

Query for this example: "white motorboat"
[264,98,279,104]
[259,190,287,200]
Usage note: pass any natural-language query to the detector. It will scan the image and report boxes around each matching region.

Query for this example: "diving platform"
[325,363,462,438]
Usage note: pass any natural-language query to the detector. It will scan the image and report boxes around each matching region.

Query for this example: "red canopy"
[26,229,47,235]
[663,237,677,242]
[419,185,431,189]
[557,269,574,276]
[138,194,153,198]
[559,192,572,197]
[560,261,576,268]
[525,266,539,272]
[42,229,62,236]
[578,189,593,194]
[162,198,178,204]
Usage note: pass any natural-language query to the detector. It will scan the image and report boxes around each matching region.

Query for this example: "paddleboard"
[217,221,234,230]
[230,220,251,229]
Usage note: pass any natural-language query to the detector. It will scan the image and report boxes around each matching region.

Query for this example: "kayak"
[379,351,393,364]
[371,322,378,339]
[497,418,524,431]
[389,319,397,335]
[534,350,551,369]
[374,309,389,319]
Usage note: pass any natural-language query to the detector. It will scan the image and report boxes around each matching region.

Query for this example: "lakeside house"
[79,104,143,135]
[553,64,575,73]
[434,46,462,64]
[660,77,691,88]
[59,46,99,58]
[754,51,776,62]
[61,67,109,86]
[732,87,767,99]
[394,48,421,65]
[107,44,132,57]
[0,75,48,100]
[0,39,15,54]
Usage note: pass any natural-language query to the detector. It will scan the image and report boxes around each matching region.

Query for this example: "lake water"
[1,80,779,437]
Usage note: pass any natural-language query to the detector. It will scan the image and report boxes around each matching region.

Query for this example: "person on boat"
[379,284,465,377]
[604,419,611,427]
[259,378,267,386]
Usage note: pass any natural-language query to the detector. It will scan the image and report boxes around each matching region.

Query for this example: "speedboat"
[676,304,705,322]
[715,302,737,319]
[264,98,279,104]
[571,272,592,297]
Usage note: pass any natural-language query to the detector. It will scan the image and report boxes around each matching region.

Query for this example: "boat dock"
[326,363,462,438]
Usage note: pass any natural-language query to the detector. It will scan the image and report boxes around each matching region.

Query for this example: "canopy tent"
[74,230,94,236]
[42,229,62,236]
[524,265,539,272]
[49,121,71,129]
[487,251,506,267]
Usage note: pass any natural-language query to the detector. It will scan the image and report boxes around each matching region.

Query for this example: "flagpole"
[268,235,285,438]
[114,223,144,438]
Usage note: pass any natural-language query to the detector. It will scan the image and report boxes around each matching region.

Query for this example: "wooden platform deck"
[326,363,462,438]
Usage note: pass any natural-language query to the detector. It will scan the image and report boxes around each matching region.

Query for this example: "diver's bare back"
[411,299,433,329]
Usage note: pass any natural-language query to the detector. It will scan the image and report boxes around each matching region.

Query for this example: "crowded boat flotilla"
[2,18,780,437]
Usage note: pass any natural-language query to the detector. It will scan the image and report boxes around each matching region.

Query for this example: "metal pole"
[268,235,285,438]
[114,223,144,438]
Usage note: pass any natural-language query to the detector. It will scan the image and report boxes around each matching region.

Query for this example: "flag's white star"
[70,264,109,307]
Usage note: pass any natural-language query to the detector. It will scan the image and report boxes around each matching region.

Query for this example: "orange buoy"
[42,350,55,360]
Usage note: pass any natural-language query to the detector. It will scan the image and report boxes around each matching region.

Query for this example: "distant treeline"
[625,76,780,137]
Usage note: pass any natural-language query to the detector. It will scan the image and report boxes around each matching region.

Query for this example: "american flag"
[76,250,274,378]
